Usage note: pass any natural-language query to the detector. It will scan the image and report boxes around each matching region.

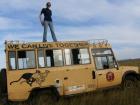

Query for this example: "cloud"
[0,0,140,22]
[0,17,30,30]
[114,47,140,60]
[0,0,43,11]
[56,25,140,44]
[0,22,139,45]
[53,0,140,23]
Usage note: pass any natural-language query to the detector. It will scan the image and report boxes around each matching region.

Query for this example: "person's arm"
[50,10,52,16]
[39,9,44,26]
[39,14,44,26]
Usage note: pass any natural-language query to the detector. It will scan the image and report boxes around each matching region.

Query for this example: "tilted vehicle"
[0,39,140,101]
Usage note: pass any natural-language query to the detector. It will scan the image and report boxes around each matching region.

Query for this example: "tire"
[0,69,7,94]
[27,88,52,105]
[0,70,2,94]
[123,75,137,89]
[1,97,9,105]
[51,87,60,101]
[0,69,8,105]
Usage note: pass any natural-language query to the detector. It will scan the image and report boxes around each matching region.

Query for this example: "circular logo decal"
[106,72,115,81]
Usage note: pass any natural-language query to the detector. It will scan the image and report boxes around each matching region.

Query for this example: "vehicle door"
[92,48,122,88]
[63,48,97,95]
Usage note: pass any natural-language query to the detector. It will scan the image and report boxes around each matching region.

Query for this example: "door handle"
[92,71,96,79]
[64,77,68,80]
[66,69,70,71]
[98,74,102,75]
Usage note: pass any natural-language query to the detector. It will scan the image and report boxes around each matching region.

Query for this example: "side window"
[9,51,16,70]
[80,49,90,64]
[46,49,63,67]
[53,50,63,66]
[95,57,108,70]
[18,51,35,69]
[38,50,45,68]
[64,49,72,65]
[46,50,53,67]
[71,49,80,64]
[71,48,90,65]
[108,56,116,68]
[93,48,117,70]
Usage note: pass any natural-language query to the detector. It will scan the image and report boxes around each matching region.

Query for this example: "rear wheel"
[51,87,60,101]
[0,69,8,105]
[0,69,7,94]
[27,87,59,104]
[123,75,137,89]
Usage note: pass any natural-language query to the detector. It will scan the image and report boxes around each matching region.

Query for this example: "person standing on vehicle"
[40,2,57,42]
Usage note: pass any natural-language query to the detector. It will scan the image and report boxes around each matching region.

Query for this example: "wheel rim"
[124,80,135,88]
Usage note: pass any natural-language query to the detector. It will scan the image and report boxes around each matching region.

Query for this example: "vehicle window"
[71,48,90,65]
[80,49,90,64]
[46,50,63,67]
[64,49,72,65]
[93,48,117,70]
[18,51,35,69]
[71,49,80,64]
[38,50,45,68]
[9,51,16,70]
[108,56,116,68]
[95,57,109,70]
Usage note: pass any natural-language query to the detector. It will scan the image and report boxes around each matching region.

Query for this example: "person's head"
[46,2,51,8]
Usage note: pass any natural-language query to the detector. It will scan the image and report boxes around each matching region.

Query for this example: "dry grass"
[0,59,140,105]
[119,58,140,69]
[4,87,140,105]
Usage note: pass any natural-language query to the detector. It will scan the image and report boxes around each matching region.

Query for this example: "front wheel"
[122,76,137,89]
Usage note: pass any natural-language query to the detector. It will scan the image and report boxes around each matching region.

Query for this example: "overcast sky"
[0,0,140,69]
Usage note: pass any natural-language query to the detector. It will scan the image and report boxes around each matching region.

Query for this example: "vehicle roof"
[5,39,111,51]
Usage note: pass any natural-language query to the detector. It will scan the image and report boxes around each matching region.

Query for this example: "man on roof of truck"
[40,2,57,42]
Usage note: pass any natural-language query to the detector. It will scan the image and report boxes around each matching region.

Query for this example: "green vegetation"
[119,58,140,68]
[0,59,140,105]
[5,87,140,105]
[1,87,140,105]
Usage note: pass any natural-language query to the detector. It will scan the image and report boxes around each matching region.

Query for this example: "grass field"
[0,59,140,105]
[119,58,140,67]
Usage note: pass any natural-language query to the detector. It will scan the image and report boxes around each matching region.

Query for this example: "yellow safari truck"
[0,39,140,101]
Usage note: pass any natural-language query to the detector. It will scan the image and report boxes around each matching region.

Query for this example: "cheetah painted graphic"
[10,70,50,86]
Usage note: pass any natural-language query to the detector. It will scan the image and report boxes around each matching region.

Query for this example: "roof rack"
[5,40,88,45]
[5,40,30,44]
[5,39,108,45]
[88,39,108,45]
